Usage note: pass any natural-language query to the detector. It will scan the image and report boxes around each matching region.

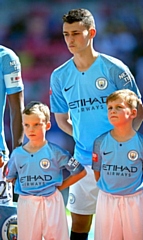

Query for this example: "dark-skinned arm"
[8,91,24,149]
[3,91,24,176]
[94,170,100,182]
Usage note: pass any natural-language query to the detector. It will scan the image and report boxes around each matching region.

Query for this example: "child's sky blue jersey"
[92,132,143,195]
[0,45,24,158]
[50,53,141,165]
[6,142,84,196]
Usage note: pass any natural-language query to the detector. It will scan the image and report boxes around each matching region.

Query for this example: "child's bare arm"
[58,169,86,191]
[6,178,16,185]
[0,155,4,168]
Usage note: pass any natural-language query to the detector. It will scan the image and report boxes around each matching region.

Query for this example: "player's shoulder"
[47,141,70,155]
[99,52,126,68]
[0,45,18,58]
[94,131,109,145]
[136,132,143,143]
[11,145,23,155]
[10,146,23,162]
[51,58,73,76]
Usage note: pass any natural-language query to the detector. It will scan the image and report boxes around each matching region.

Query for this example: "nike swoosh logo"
[103,151,112,155]
[64,85,74,92]
[20,164,26,169]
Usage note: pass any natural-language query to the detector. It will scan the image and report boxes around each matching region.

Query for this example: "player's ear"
[46,122,51,130]
[89,28,96,39]
[131,108,137,119]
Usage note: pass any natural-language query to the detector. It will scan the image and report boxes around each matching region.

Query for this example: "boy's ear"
[46,122,51,130]
[131,109,137,119]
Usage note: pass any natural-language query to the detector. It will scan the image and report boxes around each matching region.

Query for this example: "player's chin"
[68,47,77,54]
[109,118,118,124]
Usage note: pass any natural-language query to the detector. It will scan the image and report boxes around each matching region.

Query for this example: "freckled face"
[107,98,133,126]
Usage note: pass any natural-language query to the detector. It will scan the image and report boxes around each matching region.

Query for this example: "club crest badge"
[128,150,138,161]
[69,193,75,204]
[40,159,50,169]
[2,215,17,240]
[96,78,108,90]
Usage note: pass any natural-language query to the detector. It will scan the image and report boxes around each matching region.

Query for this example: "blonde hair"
[106,89,140,109]
[23,101,50,122]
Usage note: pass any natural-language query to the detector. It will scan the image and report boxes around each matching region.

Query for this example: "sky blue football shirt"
[50,53,141,165]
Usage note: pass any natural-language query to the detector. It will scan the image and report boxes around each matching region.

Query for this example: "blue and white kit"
[92,131,143,195]
[0,45,24,204]
[92,131,143,240]
[50,53,141,166]
[6,142,84,196]
[50,52,142,214]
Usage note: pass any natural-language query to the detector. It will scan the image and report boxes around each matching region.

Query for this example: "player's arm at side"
[94,171,100,182]
[8,91,24,149]
[5,152,17,185]
[92,136,103,182]
[58,168,86,191]
[133,99,143,131]
[55,112,73,136]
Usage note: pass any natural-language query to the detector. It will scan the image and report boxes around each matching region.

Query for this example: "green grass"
[66,210,95,240]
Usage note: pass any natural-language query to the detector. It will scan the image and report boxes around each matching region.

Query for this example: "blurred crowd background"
[1,0,143,153]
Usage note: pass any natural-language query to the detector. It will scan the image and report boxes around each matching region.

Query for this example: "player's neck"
[23,140,47,153]
[110,127,136,142]
[73,49,98,72]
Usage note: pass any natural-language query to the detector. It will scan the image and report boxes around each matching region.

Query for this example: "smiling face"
[22,113,51,143]
[107,97,137,127]
[63,21,96,54]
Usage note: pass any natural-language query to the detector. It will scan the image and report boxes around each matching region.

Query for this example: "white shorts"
[95,190,143,240]
[66,165,98,215]
[17,190,69,240]
[0,167,12,204]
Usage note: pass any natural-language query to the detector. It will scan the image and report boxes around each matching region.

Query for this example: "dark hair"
[62,8,95,29]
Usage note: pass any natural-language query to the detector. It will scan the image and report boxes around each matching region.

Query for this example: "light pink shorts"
[17,190,69,240]
[95,190,143,240]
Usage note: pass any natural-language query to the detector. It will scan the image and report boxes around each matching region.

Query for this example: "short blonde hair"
[106,89,140,109]
[23,101,50,122]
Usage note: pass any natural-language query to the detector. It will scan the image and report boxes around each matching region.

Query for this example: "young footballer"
[92,89,143,240]
[6,101,86,240]
[0,45,24,203]
[50,8,143,240]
